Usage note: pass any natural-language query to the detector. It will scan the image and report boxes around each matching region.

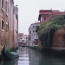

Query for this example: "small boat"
[2,43,19,60]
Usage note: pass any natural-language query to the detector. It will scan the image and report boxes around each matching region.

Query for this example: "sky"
[14,0,65,35]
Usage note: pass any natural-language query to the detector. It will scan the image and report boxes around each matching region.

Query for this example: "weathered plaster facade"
[14,5,18,48]
[28,22,40,46]
[0,0,15,52]
[38,10,65,23]
[8,0,14,49]
[0,0,10,50]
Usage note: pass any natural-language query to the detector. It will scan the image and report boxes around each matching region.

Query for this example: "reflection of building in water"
[0,62,3,65]
[18,47,29,65]
[3,60,18,65]
[28,49,42,65]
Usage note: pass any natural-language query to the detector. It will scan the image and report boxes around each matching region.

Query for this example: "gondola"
[2,42,19,60]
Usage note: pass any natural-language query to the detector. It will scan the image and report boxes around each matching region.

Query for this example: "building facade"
[38,10,65,23]
[14,5,18,48]
[0,0,18,52]
[0,0,11,51]
[28,22,40,46]
[18,33,28,46]
[8,0,14,49]
[18,33,24,43]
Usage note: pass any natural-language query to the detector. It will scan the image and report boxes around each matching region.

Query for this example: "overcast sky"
[14,0,65,35]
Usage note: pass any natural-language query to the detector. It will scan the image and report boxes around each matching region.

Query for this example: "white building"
[28,22,40,46]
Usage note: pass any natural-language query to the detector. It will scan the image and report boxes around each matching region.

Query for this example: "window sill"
[6,13,8,16]
[1,8,5,12]
[6,32,8,33]
[1,30,4,32]
[1,8,8,16]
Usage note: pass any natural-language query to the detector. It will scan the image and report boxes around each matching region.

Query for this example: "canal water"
[1,47,65,65]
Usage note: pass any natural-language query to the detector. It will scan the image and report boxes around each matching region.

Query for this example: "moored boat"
[2,43,19,60]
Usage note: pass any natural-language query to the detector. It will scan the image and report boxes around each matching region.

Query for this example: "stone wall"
[52,27,65,47]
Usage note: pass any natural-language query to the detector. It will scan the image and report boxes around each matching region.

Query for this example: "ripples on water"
[1,47,65,65]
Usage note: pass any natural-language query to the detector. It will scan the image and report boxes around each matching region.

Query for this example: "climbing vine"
[36,15,65,48]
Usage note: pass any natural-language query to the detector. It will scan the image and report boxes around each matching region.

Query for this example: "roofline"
[39,10,52,13]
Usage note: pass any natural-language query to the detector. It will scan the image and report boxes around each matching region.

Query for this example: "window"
[33,30,34,33]
[6,1,8,15]
[6,23,8,32]
[33,26,34,27]
[16,14,18,21]
[1,19,4,30]
[2,0,4,8]
[30,31,31,34]
[44,16,46,21]
[41,17,42,21]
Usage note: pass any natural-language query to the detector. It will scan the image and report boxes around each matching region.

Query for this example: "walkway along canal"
[1,47,65,65]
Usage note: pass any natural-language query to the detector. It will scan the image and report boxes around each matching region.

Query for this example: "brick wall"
[53,28,65,47]
[0,0,14,52]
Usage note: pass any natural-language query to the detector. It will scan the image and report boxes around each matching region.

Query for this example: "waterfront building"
[8,0,14,49]
[0,0,18,52]
[14,5,18,48]
[0,0,12,51]
[38,10,65,23]
[28,22,40,46]
[22,35,28,44]
[38,9,65,48]
[18,33,24,43]
[18,33,28,46]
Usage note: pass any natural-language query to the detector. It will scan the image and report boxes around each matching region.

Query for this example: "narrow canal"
[1,47,65,65]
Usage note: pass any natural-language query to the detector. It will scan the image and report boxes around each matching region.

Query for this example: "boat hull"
[2,43,19,60]
[2,51,19,60]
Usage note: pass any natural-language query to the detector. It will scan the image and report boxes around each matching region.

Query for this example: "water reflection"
[39,55,65,65]
[1,47,65,65]
[18,47,29,65]
[3,59,18,65]
[0,62,3,65]
[28,48,42,65]
[28,47,65,65]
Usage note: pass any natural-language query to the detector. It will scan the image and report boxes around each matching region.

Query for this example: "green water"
[1,47,65,65]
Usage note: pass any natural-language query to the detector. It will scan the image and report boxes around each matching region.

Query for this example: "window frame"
[1,0,4,8]
[6,22,8,32]
[44,16,47,21]
[6,1,8,16]
[41,17,42,22]
[1,19,4,31]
